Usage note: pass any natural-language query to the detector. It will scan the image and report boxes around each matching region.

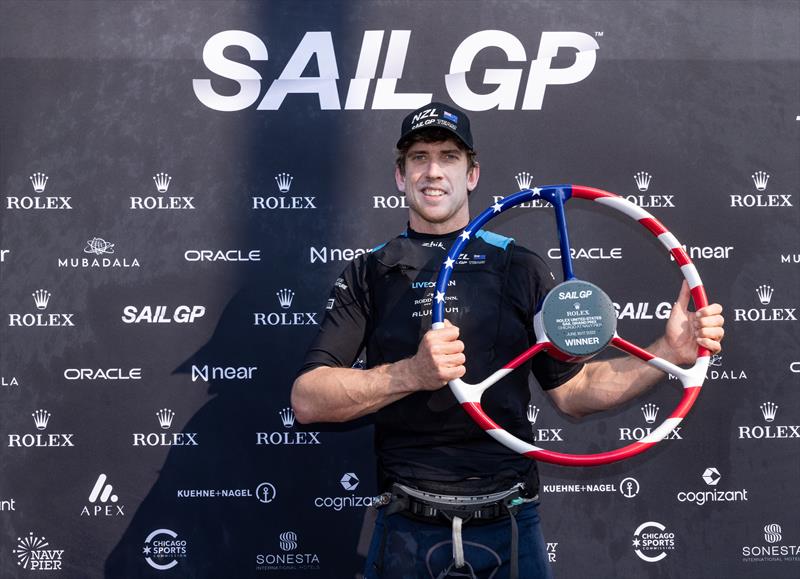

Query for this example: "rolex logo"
[634,171,652,192]
[756,284,774,305]
[84,237,115,255]
[515,171,534,191]
[29,172,49,193]
[641,403,659,424]
[279,407,296,428]
[152,172,172,193]
[32,289,51,310]
[32,409,51,430]
[156,408,175,430]
[526,403,540,425]
[275,172,293,193]
[760,402,778,422]
[277,288,294,309]
[751,171,770,191]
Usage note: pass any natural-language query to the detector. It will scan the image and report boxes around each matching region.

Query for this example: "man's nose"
[423,159,444,178]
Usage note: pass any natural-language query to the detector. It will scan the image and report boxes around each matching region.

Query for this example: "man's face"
[395,138,479,234]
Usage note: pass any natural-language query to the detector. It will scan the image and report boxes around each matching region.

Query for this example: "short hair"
[395,127,478,175]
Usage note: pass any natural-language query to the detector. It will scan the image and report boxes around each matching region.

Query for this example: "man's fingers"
[697,337,722,354]
[431,340,465,355]
[694,313,725,329]
[697,303,723,317]
[675,280,691,311]
[696,325,725,342]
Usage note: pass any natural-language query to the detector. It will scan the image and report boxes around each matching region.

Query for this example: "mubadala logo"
[730,171,794,208]
[63,367,142,381]
[5,172,73,210]
[252,172,317,210]
[12,532,64,571]
[253,289,319,326]
[742,523,800,563]
[2,375,20,388]
[613,300,672,320]
[632,521,676,563]
[257,407,321,446]
[309,246,373,264]
[143,529,188,571]
[675,468,748,505]
[184,249,261,262]
[256,531,321,572]
[526,404,564,442]
[8,289,76,327]
[194,30,598,111]
[58,237,140,268]
[734,284,796,322]
[7,409,75,448]
[669,354,747,382]
[738,401,799,439]
[121,305,206,324]
[619,404,682,441]
[314,473,377,511]
[81,474,125,517]
[130,173,196,210]
[548,247,622,260]
[133,409,198,447]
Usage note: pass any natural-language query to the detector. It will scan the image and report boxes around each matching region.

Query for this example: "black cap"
[396,102,474,150]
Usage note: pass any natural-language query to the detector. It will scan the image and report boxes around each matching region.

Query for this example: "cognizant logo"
[193,30,598,111]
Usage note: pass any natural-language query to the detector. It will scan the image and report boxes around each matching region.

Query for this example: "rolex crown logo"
[277,288,295,309]
[29,172,49,193]
[32,409,51,430]
[275,172,293,193]
[751,171,770,191]
[526,403,540,425]
[641,403,659,424]
[634,171,652,192]
[156,408,175,430]
[756,284,774,305]
[32,289,51,310]
[514,171,534,191]
[279,407,296,428]
[153,172,172,193]
[760,401,778,422]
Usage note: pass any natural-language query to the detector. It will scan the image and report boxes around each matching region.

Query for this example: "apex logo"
[130,172,195,210]
[734,285,796,322]
[7,409,75,448]
[81,474,125,516]
[5,172,73,210]
[121,305,206,324]
[256,407,321,446]
[194,30,598,111]
[253,289,319,326]
[252,172,317,210]
[133,409,198,447]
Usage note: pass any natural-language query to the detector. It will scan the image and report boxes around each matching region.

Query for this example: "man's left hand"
[664,281,724,364]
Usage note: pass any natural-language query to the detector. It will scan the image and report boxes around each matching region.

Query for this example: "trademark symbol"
[595,31,604,37]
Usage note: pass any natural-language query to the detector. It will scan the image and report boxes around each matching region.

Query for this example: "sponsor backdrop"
[0,0,798,577]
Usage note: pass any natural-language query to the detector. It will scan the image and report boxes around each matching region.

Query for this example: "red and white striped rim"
[448,184,710,466]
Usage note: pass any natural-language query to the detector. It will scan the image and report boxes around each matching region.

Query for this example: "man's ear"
[467,163,480,193]
[395,165,406,193]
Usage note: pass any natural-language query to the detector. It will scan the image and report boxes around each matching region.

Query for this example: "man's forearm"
[290,360,422,424]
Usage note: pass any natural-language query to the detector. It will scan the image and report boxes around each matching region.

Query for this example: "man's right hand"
[408,319,466,389]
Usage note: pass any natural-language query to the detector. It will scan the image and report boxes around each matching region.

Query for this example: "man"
[291,102,724,578]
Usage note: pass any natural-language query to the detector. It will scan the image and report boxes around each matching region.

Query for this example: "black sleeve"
[516,247,585,390]
[297,256,371,376]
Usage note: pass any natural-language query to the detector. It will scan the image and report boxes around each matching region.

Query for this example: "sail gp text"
[193,30,599,111]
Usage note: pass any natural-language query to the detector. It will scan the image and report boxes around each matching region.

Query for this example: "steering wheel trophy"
[432,185,710,466]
